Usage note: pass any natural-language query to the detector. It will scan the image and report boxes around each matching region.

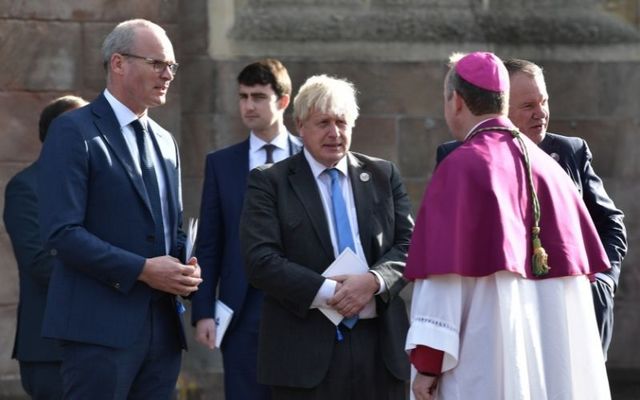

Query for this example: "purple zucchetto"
[455,52,509,93]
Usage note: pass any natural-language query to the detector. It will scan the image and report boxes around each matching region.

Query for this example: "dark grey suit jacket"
[436,132,627,288]
[240,151,413,388]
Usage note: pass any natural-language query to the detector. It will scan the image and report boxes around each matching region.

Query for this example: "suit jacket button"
[114,282,121,289]
[50,248,58,256]
[146,235,155,242]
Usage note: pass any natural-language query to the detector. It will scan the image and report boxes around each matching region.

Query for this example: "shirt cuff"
[410,345,444,376]
[369,270,387,295]
[310,278,337,309]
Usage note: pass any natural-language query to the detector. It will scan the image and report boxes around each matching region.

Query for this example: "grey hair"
[293,74,359,127]
[444,52,466,100]
[101,19,166,72]
[503,58,545,79]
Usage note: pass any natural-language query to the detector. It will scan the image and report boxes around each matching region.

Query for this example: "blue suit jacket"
[38,94,187,349]
[190,136,302,332]
[4,162,62,362]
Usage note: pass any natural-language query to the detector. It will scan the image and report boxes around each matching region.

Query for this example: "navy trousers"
[19,361,63,400]
[221,286,271,400]
[60,296,182,400]
[592,279,615,360]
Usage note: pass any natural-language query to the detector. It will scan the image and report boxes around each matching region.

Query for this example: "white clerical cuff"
[310,278,337,309]
[369,270,387,295]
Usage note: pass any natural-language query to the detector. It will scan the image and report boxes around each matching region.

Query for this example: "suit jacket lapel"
[539,133,581,191]
[347,153,375,265]
[287,154,334,260]
[539,133,559,157]
[92,95,152,214]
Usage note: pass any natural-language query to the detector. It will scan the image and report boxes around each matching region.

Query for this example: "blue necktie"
[327,168,358,329]
[131,119,165,255]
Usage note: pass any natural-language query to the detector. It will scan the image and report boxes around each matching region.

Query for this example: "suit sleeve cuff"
[595,273,615,292]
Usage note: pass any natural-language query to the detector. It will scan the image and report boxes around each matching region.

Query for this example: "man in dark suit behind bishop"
[37,19,202,399]
[436,58,627,360]
[191,58,302,400]
[240,74,414,399]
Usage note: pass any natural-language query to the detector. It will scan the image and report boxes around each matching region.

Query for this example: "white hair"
[293,74,359,127]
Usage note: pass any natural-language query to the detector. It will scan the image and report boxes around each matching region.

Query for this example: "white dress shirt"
[304,150,386,318]
[249,130,291,170]
[103,89,170,253]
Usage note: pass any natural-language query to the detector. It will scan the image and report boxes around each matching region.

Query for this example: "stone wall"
[1,0,640,398]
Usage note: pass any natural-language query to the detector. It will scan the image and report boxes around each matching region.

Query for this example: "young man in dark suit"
[436,58,627,359]
[191,59,301,400]
[37,19,201,399]
[4,95,87,400]
[240,74,413,399]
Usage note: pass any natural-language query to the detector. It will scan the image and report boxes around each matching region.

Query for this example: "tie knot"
[131,119,147,137]
[327,168,341,182]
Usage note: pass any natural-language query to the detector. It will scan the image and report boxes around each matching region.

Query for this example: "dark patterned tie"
[131,119,165,254]
[263,144,275,164]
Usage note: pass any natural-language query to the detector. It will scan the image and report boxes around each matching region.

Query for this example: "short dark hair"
[445,69,507,116]
[237,58,291,99]
[39,95,87,142]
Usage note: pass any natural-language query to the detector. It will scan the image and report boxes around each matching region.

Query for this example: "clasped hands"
[327,272,379,318]
[139,255,202,297]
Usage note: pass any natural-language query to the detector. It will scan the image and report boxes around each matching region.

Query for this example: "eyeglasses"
[120,53,179,75]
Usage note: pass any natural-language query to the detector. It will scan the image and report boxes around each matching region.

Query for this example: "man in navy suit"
[37,19,202,399]
[4,95,87,400]
[436,58,627,359]
[191,59,302,400]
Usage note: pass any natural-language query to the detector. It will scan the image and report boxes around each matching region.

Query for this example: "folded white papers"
[215,299,233,348]
[320,248,375,325]
[184,217,198,263]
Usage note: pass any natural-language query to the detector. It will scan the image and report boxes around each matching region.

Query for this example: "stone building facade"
[1,1,639,398]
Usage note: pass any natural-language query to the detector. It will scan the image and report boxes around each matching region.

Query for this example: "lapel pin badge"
[360,172,370,182]
[550,152,560,162]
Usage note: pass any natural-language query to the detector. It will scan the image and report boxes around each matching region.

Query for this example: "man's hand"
[327,273,379,317]
[412,373,439,400]
[138,255,202,296]
[186,256,202,279]
[195,318,217,350]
